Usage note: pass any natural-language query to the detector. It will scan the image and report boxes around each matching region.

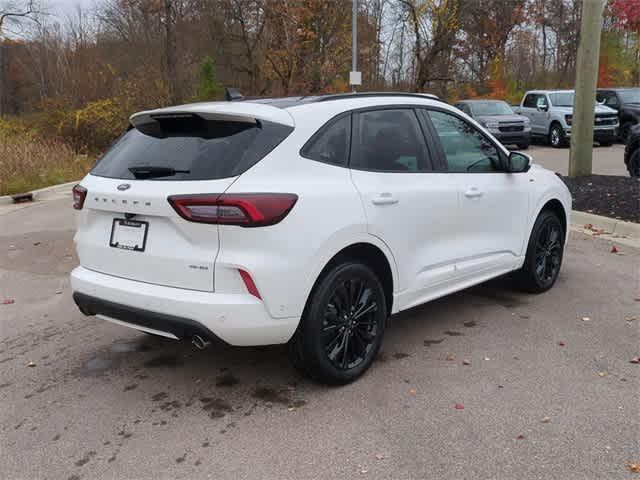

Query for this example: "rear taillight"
[72,184,87,210]
[168,193,298,227]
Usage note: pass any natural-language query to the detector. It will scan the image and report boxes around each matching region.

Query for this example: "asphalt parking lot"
[1,175,638,479]
[519,142,627,177]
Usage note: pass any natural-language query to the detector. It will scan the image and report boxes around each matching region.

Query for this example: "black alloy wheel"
[288,261,387,384]
[322,278,379,370]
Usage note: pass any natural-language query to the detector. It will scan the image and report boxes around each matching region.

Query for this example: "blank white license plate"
[109,219,148,252]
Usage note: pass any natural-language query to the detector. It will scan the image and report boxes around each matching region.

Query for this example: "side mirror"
[537,104,548,112]
[507,151,531,173]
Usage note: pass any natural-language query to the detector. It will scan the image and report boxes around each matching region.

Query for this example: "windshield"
[471,101,514,116]
[549,92,574,107]
[619,89,640,104]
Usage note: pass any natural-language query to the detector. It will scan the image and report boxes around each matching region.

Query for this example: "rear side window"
[91,116,293,181]
[301,114,351,166]
[351,109,430,172]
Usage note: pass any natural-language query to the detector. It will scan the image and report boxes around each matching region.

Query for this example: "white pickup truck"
[514,90,619,147]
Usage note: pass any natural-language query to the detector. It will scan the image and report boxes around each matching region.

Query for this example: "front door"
[423,108,530,281]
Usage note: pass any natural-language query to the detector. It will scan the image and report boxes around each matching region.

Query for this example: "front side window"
[523,94,538,108]
[427,110,502,173]
[301,115,350,166]
[351,109,430,172]
[536,95,549,108]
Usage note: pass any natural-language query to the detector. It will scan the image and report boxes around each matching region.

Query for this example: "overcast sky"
[47,0,96,18]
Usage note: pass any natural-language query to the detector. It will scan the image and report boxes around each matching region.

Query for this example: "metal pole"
[569,0,606,177]
[352,0,357,92]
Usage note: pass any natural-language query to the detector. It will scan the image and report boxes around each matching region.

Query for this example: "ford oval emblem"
[117,183,131,191]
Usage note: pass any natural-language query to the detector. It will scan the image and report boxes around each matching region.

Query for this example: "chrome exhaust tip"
[191,335,211,350]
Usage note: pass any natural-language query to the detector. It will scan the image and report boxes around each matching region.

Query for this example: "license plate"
[109,219,149,252]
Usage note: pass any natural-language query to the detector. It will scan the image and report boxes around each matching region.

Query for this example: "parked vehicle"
[453,99,531,149]
[596,88,640,142]
[514,90,619,147]
[71,92,572,384]
[624,124,640,177]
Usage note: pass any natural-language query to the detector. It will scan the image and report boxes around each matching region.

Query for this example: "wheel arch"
[305,241,397,320]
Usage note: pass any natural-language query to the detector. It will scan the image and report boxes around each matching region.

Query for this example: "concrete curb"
[570,210,640,249]
[0,180,78,206]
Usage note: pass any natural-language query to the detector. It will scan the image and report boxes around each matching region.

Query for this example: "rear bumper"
[70,266,299,346]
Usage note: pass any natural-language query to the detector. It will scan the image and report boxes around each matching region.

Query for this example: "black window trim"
[299,111,352,167]
[348,105,438,173]
[418,105,509,174]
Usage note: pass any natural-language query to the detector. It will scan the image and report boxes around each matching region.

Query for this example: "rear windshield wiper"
[128,166,190,179]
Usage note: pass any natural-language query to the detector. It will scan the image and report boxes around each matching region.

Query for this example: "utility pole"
[350,0,361,92]
[569,0,606,177]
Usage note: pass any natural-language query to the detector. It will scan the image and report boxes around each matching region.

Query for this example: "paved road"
[523,142,627,177]
[1,196,639,480]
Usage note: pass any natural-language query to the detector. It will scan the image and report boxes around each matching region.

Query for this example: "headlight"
[565,114,572,125]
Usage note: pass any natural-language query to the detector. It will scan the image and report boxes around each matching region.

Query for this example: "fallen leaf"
[541,416,551,423]
[558,342,565,346]
[27,361,36,367]
[287,407,295,412]
[630,357,640,364]
[610,245,619,254]
[2,299,15,305]
[628,462,640,473]
[598,371,608,377]
[454,402,464,410]
[581,316,591,322]
[516,434,526,440]
[408,389,417,395]
[626,316,637,322]
[55,291,63,295]
[374,454,385,461]
[445,352,455,361]
[583,223,593,230]
[462,359,471,366]
[519,314,530,319]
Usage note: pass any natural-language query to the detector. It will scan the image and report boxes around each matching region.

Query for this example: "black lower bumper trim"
[73,292,226,344]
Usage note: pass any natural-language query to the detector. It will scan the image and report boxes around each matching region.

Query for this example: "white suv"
[71,93,572,384]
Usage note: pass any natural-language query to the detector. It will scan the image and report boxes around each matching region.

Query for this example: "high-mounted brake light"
[167,193,298,227]
[72,184,87,210]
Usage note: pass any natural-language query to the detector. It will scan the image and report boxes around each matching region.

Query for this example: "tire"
[620,122,633,143]
[548,123,566,148]
[288,261,387,385]
[514,210,565,293]
[517,142,530,150]
[627,146,640,177]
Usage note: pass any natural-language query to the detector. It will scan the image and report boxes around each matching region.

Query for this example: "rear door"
[74,111,293,292]
[348,107,460,310]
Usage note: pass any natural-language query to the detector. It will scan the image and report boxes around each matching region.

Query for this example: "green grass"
[0,138,93,196]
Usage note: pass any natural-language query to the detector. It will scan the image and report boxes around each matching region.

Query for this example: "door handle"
[464,187,483,198]
[371,193,399,205]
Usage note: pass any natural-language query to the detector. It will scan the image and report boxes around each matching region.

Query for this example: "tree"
[0,1,43,116]
[194,55,222,100]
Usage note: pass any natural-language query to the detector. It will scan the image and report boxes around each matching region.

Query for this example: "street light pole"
[569,0,606,177]
[351,0,358,92]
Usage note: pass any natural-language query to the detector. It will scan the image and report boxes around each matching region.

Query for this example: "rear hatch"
[74,103,293,292]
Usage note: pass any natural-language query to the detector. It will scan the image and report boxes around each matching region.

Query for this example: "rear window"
[91,116,293,181]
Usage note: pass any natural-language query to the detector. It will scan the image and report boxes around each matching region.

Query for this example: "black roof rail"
[313,92,448,104]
